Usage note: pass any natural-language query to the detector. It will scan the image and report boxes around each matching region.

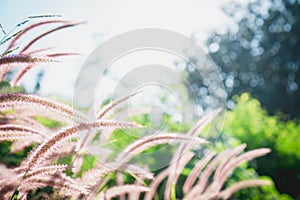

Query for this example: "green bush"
[223,93,300,198]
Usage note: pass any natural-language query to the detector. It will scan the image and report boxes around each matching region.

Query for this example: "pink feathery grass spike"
[216,148,271,191]
[20,22,85,53]
[185,147,271,199]
[24,120,140,170]
[213,144,247,183]
[186,149,232,198]
[116,133,208,164]
[6,20,68,51]
[128,176,146,200]
[164,152,194,199]
[183,151,216,193]
[0,93,87,122]
[0,124,48,141]
[164,109,220,198]
[21,164,68,180]
[96,90,142,119]
[219,179,271,200]
[0,54,55,66]
[22,173,89,195]
[144,168,169,200]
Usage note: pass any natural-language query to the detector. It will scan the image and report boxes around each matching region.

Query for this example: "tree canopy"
[189,0,300,119]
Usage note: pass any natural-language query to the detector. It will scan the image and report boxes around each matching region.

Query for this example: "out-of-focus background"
[0,0,231,98]
[1,0,300,199]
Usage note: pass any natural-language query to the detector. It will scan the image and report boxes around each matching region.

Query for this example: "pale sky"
[0,0,234,101]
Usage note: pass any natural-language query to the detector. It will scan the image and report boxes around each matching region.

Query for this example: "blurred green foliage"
[0,141,32,167]
[223,93,300,198]
[34,116,63,128]
[0,81,23,94]
[109,103,294,199]
[0,88,297,199]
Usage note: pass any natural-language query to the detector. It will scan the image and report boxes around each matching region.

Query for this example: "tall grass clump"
[0,17,273,199]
